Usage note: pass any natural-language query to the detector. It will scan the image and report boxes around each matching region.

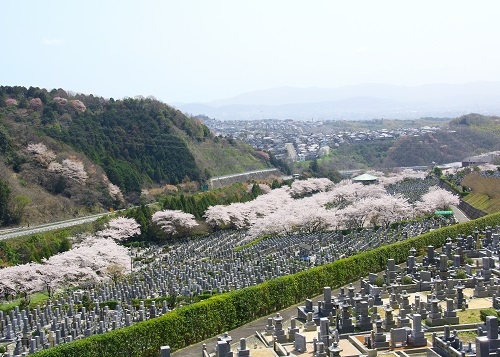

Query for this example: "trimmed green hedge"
[33,212,500,357]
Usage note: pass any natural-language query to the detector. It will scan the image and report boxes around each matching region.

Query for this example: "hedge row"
[33,212,500,357]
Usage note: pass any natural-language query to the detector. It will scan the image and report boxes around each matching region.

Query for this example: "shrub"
[402,275,413,285]
[455,269,467,279]
[373,277,385,287]
[480,308,499,322]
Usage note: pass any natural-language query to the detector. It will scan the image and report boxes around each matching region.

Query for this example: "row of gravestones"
[262,295,500,357]
[0,217,458,357]
[385,176,440,204]
[373,229,500,299]
[120,216,454,303]
[295,285,462,336]
[203,226,500,357]
[0,297,170,356]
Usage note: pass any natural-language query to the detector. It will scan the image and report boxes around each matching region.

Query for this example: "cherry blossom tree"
[415,186,460,214]
[53,96,68,105]
[204,187,293,230]
[48,158,88,183]
[0,263,44,299]
[152,210,198,238]
[204,174,449,239]
[338,203,371,229]
[69,99,86,112]
[26,142,56,167]
[97,217,141,241]
[0,235,130,297]
[108,182,124,201]
[377,169,428,186]
[203,204,234,229]
[29,97,43,110]
[290,177,334,198]
[364,194,413,228]
[5,98,18,106]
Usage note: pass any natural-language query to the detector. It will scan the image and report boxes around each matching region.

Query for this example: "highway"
[0,212,110,240]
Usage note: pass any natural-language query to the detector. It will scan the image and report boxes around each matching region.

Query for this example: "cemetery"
[0,176,499,356]
[197,225,500,357]
[0,215,497,356]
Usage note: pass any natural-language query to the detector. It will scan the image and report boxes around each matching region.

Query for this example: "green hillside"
[0,86,269,225]
[315,114,500,171]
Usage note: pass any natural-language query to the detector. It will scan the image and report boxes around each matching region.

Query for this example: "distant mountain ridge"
[176,82,500,120]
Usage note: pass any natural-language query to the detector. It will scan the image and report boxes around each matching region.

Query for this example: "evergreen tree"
[0,180,11,225]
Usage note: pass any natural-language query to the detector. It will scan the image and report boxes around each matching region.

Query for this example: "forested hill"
[0,86,269,224]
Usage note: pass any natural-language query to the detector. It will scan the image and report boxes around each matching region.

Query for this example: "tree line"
[125,181,288,242]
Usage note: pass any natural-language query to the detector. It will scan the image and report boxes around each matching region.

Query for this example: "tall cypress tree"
[0,179,11,225]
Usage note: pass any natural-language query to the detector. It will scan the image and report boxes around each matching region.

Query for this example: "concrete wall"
[209,169,281,189]
[458,200,487,220]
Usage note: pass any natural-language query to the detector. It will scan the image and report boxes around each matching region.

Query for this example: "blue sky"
[2,1,500,103]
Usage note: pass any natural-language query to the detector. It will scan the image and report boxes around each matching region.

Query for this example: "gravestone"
[443,298,459,325]
[371,314,389,349]
[294,333,307,352]
[381,305,396,332]
[272,313,287,343]
[426,295,445,326]
[337,302,354,333]
[474,276,489,298]
[287,318,300,342]
[237,338,250,357]
[390,327,408,349]
[408,314,427,347]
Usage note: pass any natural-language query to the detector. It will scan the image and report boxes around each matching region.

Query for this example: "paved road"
[0,213,109,240]
[450,204,469,223]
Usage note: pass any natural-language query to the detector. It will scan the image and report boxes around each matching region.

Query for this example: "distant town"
[202,118,443,163]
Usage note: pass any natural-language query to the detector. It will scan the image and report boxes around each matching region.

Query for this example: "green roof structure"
[352,173,379,184]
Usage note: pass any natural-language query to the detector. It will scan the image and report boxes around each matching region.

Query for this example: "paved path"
[450,204,469,223]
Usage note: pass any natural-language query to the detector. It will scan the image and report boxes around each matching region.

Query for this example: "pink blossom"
[97,217,141,241]
[69,99,86,112]
[290,177,334,197]
[5,98,18,106]
[29,98,43,110]
[152,210,198,236]
[108,182,124,201]
[415,186,460,214]
[378,170,428,186]
[26,142,56,166]
[48,158,88,183]
[0,236,130,296]
[53,96,68,105]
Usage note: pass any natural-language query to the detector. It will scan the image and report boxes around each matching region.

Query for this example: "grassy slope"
[461,170,500,214]
[184,134,269,177]
[463,192,500,214]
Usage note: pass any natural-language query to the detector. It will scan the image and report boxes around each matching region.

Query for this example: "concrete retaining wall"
[458,200,487,220]
[209,169,281,189]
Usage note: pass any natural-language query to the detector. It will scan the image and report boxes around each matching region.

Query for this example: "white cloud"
[41,37,64,46]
